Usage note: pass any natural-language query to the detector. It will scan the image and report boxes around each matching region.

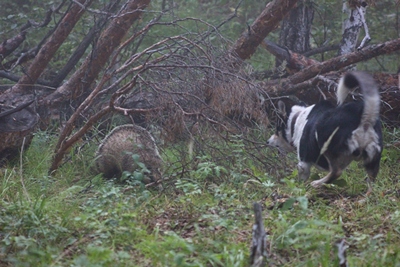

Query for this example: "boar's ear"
[277,100,287,117]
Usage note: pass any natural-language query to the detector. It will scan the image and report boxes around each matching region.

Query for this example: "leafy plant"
[121,152,151,186]
[194,155,228,180]
[175,179,202,195]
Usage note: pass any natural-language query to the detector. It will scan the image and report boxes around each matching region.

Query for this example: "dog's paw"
[310,180,324,188]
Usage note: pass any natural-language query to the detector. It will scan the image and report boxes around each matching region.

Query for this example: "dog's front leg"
[297,161,311,181]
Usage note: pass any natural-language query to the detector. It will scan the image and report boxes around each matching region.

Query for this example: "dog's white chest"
[287,105,315,150]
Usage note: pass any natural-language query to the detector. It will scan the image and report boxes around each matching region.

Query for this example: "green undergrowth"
[1,127,400,266]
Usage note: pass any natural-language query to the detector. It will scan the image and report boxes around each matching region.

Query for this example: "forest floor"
[1,126,400,266]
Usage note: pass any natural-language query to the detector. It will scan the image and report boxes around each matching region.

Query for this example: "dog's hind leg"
[310,157,343,187]
[364,155,381,194]
[310,167,343,188]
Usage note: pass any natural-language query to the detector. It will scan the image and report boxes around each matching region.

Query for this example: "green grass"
[2,127,400,266]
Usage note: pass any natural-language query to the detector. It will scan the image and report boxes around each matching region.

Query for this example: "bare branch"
[24,8,53,28]
[0,100,34,119]
[71,0,114,15]
[356,5,371,50]
[0,32,26,59]
[303,44,340,57]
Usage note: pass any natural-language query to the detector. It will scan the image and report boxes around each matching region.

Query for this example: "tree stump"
[0,102,39,164]
[250,202,268,267]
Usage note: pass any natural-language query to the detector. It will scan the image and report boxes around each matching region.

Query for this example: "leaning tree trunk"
[0,0,95,104]
[48,0,299,173]
[41,0,151,110]
[0,0,94,163]
[261,38,400,94]
[48,0,151,173]
[228,0,298,66]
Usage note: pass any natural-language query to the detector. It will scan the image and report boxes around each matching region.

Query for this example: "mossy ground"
[1,127,400,266]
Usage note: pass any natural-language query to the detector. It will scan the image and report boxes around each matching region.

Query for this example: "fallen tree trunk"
[260,38,400,95]
[261,39,319,73]
[262,74,400,126]
[257,38,400,126]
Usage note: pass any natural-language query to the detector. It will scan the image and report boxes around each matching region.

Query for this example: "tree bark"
[338,1,369,56]
[228,0,298,64]
[261,38,400,95]
[0,0,94,103]
[49,0,123,88]
[41,0,151,109]
[0,0,94,163]
[250,202,268,267]
[0,100,38,164]
[278,0,314,53]
[48,0,151,173]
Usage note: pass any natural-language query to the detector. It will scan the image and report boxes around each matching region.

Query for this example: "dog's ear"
[277,100,287,117]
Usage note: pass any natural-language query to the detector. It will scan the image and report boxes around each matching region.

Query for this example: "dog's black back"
[299,99,382,172]
[267,71,383,190]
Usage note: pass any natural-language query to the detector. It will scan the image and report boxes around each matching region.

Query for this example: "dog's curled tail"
[337,71,380,126]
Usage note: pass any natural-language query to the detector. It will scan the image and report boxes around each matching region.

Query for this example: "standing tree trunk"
[338,0,369,56]
[278,0,314,53]
[275,0,314,71]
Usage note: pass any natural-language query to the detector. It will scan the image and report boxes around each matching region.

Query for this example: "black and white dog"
[267,71,382,190]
